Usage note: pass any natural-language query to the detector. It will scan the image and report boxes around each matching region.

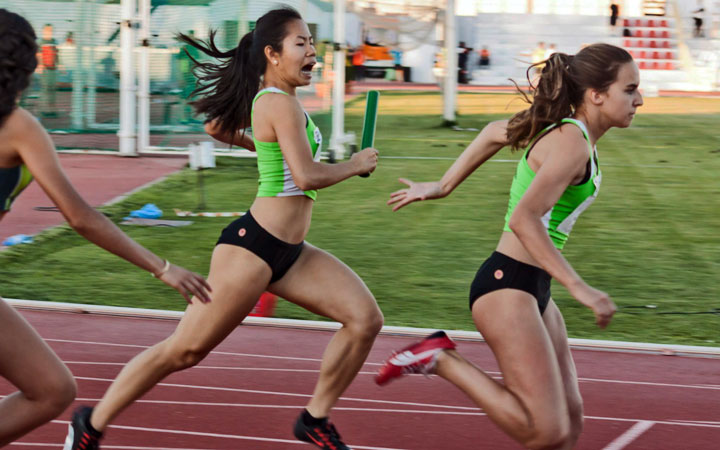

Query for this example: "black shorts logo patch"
[238,228,247,237]
[494,269,504,280]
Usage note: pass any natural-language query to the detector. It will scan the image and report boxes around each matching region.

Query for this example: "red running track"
[2,309,718,450]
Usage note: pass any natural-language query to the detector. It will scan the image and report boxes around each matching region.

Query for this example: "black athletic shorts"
[469,251,552,314]
[216,211,304,283]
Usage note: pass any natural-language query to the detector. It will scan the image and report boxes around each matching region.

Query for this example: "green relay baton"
[359,90,379,178]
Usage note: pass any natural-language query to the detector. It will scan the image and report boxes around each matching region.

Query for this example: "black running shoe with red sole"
[63,406,102,450]
[293,412,351,450]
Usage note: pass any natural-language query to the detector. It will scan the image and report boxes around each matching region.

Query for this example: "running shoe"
[293,412,351,450]
[375,330,457,386]
[63,406,102,450]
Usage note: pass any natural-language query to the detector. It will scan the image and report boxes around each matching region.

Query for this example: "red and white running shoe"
[375,331,457,386]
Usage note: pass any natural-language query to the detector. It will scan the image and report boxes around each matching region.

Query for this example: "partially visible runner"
[377,43,642,450]
[0,9,211,447]
[64,6,382,450]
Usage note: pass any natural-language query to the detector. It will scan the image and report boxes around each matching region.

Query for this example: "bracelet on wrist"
[151,259,171,278]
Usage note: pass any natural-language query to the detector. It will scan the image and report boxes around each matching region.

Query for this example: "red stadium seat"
[624,39,632,47]
[665,62,674,70]
[662,41,670,48]
[660,20,668,27]
[638,61,647,69]
[661,30,669,38]
[652,51,659,59]
[665,51,672,59]
[624,19,630,27]
[635,19,642,27]
[648,19,655,27]
[639,51,646,58]
[635,29,643,37]
[652,61,659,69]
[649,30,656,38]
[637,40,644,48]
[649,40,657,48]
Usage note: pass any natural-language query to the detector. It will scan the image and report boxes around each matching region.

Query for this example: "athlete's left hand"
[570,282,616,328]
[157,264,212,304]
[388,178,444,211]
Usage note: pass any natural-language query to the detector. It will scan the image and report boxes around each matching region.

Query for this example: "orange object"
[249,292,277,317]
[361,43,393,61]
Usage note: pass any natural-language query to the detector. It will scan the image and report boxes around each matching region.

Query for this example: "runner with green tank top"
[377,44,642,450]
[64,9,381,450]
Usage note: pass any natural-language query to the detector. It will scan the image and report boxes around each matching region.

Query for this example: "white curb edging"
[5,298,719,358]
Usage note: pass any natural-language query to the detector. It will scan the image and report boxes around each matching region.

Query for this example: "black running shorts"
[469,251,552,314]
[216,211,304,283]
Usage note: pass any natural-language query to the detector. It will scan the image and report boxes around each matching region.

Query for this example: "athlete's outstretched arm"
[388,119,508,211]
[204,119,255,151]
[261,94,378,190]
[508,128,616,328]
[10,109,211,303]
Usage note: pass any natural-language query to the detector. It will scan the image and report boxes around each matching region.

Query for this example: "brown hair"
[506,43,633,150]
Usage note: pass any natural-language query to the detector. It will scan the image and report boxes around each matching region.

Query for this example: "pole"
[443,0,457,125]
[137,0,150,153]
[329,0,347,160]
[119,0,137,156]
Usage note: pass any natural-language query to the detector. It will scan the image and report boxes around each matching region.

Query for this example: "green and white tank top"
[503,118,601,250]
[251,87,322,200]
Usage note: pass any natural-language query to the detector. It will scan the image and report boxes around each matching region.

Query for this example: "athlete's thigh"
[168,244,272,350]
[543,299,582,411]
[472,290,567,416]
[268,243,380,324]
[0,298,72,392]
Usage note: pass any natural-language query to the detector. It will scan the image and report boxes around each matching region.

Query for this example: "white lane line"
[578,377,720,391]
[10,445,208,450]
[67,359,720,391]
[74,376,481,411]
[45,339,383,366]
[72,397,485,415]
[47,421,408,450]
[669,419,720,425]
[63,361,379,375]
[602,420,656,450]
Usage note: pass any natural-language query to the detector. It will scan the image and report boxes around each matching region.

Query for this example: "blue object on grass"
[2,234,34,246]
[128,203,163,219]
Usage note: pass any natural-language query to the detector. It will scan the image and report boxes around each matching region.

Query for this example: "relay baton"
[359,90,379,178]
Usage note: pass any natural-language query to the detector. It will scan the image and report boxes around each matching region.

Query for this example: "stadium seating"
[621,16,678,70]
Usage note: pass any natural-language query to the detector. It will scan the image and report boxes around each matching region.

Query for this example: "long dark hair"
[506,43,633,150]
[0,9,38,126]
[176,6,303,142]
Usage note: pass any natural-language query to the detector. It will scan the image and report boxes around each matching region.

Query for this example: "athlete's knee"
[33,369,77,417]
[567,396,584,444]
[160,339,211,371]
[525,418,571,450]
[346,305,383,340]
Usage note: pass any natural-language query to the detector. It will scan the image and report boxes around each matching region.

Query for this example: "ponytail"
[506,43,633,150]
[177,29,259,139]
[176,6,302,140]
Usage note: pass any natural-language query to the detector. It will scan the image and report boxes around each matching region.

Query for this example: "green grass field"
[1,92,718,346]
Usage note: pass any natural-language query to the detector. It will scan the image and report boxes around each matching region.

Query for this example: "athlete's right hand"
[351,147,379,176]
[157,264,212,304]
[569,282,616,328]
[387,178,444,211]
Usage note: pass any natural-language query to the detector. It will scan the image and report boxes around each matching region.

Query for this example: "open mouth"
[301,63,315,76]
